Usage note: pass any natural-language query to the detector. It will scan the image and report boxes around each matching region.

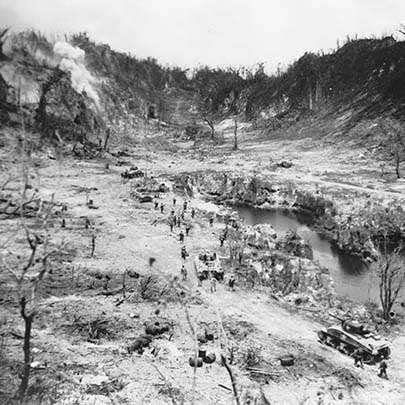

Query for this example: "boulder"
[277,161,293,168]
[139,195,153,203]
[276,231,313,259]
[246,224,277,249]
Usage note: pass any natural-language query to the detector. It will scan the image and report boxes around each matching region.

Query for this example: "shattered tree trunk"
[104,128,111,150]
[208,120,215,139]
[308,82,313,111]
[202,118,215,140]
[377,245,405,320]
[18,298,34,401]
[315,80,322,106]
[221,354,241,405]
[395,151,401,179]
[233,118,238,150]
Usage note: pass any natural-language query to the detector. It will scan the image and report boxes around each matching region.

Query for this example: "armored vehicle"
[318,322,391,364]
[194,252,223,281]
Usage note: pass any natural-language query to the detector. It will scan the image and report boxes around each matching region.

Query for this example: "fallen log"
[246,367,281,376]
[99,288,123,296]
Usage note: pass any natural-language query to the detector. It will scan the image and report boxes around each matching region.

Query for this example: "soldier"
[185,223,191,236]
[173,197,176,206]
[210,275,217,292]
[228,275,236,291]
[181,264,187,281]
[352,348,364,368]
[103,274,110,291]
[238,251,243,265]
[209,216,214,227]
[378,360,388,379]
[177,215,181,227]
[85,217,91,229]
[191,208,196,219]
[181,245,187,260]
[197,272,203,287]
[169,218,174,232]
[183,200,188,211]
[90,234,96,258]
[154,201,159,210]
[179,231,185,243]
[160,203,164,213]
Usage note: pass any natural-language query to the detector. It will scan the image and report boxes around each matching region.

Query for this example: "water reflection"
[234,205,379,303]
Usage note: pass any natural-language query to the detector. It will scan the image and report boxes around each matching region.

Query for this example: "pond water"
[234,205,380,304]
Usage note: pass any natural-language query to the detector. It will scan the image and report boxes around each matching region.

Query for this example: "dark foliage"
[246,37,405,116]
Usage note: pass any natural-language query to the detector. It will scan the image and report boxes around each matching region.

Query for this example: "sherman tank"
[194,251,224,281]
[317,317,391,364]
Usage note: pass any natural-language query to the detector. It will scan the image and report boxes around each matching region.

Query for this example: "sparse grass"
[236,339,264,369]
[1,115,404,404]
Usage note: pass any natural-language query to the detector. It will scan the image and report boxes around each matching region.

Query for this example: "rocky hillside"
[0,30,199,146]
[0,30,404,149]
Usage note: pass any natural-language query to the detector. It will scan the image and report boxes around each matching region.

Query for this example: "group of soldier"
[353,348,388,379]
[156,196,195,279]
[154,193,238,293]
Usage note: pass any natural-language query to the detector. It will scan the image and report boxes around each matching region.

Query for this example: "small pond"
[234,205,381,304]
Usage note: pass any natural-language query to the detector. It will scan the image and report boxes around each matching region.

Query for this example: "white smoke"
[185,69,194,80]
[53,41,85,60]
[53,41,99,106]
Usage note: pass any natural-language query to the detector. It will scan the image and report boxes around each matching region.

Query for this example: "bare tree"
[103,127,111,150]
[214,310,241,405]
[233,118,238,150]
[380,119,405,179]
[197,96,217,140]
[0,114,64,400]
[226,227,246,266]
[373,239,405,320]
[227,88,248,151]
[0,193,64,400]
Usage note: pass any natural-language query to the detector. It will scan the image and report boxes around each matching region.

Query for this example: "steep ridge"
[0,30,404,149]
